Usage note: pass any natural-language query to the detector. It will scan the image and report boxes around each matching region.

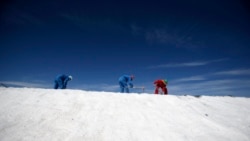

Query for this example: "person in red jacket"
[154,79,168,95]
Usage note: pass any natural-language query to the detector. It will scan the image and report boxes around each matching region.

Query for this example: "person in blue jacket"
[118,74,135,93]
[54,74,73,89]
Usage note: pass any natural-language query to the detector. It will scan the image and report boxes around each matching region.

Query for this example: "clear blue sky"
[1,0,250,96]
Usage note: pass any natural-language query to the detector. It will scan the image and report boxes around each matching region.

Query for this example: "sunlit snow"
[0,88,249,141]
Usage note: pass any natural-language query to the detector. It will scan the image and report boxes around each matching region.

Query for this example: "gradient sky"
[1,0,250,96]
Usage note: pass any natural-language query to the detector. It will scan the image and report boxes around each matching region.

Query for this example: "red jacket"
[154,80,167,87]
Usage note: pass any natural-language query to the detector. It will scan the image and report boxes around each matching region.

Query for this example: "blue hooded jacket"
[118,75,133,88]
[54,74,72,89]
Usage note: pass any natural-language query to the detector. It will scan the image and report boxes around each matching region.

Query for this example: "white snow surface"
[0,87,250,141]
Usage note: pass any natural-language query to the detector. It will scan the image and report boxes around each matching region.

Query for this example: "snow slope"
[0,88,250,141]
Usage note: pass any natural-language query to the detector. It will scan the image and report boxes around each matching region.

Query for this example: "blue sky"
[1,0,250,96]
